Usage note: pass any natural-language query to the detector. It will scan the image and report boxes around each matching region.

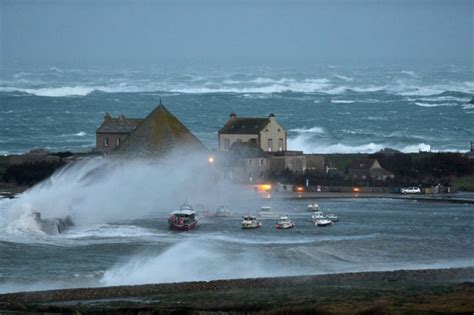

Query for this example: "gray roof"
[219,118,270,135]
[114,105,208,156]
[96,116,143,134]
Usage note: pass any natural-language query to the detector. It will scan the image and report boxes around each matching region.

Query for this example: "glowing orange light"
[352,187,361,193]
[208,156,214,163]
[256,184,272,192]
[296,186,304,192]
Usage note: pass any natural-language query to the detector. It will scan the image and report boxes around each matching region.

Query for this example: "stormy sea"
[0,64,473,293]
[1,64,473,154]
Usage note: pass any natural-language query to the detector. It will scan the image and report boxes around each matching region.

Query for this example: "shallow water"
[1,196,473,293]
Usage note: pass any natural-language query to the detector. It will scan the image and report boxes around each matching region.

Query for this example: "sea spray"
[6,149,251,227]
[100,239,307,286]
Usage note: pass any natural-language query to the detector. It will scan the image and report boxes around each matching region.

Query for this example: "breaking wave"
[289,127,325,134]
[287,136,434,154]
[331,99,355,104]
[100,239,308,286]
[414,102,457,108]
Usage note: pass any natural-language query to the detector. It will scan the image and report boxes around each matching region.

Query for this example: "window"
[260,171,264,178]
[250,138,257,143]
[260,159,265,166]
[104,137,109,147]
[116,138,121,147]
[268,139,273,152]
[224,139,230,150]
[236,139,242,142]
[278,138,283,151]
[248,159,252,166]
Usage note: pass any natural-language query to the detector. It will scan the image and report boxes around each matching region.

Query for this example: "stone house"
[225,142,270,183]
[96,114,143,153]
[223,144,325,184]
[95,104,207,156]
[218,113,287,152]
[347,159,395,181]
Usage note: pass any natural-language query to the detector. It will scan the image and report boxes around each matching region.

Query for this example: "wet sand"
[1,267,473,314]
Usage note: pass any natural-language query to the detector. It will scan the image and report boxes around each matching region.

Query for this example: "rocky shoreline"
[1,267,473,314]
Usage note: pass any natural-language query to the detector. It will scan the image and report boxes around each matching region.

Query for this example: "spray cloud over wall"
[7,149,248,226]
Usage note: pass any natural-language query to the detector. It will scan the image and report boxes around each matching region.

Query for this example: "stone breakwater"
[1,267,473,314]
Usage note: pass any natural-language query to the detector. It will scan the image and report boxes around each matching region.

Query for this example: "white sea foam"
[333,74,353,81]
[287,133,434,153]
[74,131,87,136]
[289,127,325,134]
[331,99,355,104]
[100,239,306,286]
[400,70,419,78]
[414,102,457,108]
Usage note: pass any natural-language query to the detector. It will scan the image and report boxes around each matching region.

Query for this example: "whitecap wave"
[289,127,325,134]
[333,74,353,81]
[400,70,419,78]
[100,239,307,286]
[288,134,434,153]
[414,102,457,108]
[74,131,87,136]
[331,99,355,104]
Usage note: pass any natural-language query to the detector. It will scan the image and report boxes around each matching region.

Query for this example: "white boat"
[326,213,338,222]
[275,215,295,229]
[242,215,262,229]
[307,203,320,211]
[315,219,333,226]
[310,211,325,223]
[258,206,279,219]
[214,205,232,217]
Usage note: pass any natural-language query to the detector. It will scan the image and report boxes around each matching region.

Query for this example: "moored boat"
[214,205,232,217]
[315,219,333,226]
[258,206,279,219]
[326,213,338,222]
[168,202,198,231]
[307,203,320,211]
[242,215,262,229]
[310,211,325,223]
[275,215,295,229]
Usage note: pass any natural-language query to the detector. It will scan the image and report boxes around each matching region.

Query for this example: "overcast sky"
[1,0,472,67]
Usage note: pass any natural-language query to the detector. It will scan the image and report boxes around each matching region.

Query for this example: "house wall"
[243,157,270,183]
[218,134,258,151]
[96,133,128,153]
[305,155,326,172]
[258,117,287,152]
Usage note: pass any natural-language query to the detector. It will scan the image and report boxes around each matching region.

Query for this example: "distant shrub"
[3,161,64,186]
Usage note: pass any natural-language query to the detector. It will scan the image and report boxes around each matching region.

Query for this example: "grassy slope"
[451,176,474,191]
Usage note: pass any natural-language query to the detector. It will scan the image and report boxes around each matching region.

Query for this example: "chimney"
[229,112,237,119]
[268,113,275,121]
[104,113,111,121]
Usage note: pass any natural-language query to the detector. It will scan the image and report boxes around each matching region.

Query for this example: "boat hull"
[242,223,262,229]
[276,223,295,229]
[316,220,332,227]
[168,221,198,231]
